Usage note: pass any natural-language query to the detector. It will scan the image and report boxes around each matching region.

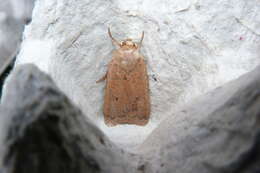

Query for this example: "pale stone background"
[0,0,35,75]
[7,0,260,150]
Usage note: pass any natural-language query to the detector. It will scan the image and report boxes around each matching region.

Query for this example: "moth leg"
[96,71,108,83]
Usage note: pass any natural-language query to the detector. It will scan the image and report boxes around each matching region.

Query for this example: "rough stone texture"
[0,0,35,75]
[2,0,260,172]
[137,66,260,173]
[0,64,133,173]
[13,0,260,148]
[0,0,35,98]
[1,61,260,173]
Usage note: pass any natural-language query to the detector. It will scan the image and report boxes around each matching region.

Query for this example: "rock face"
[0,0,35,72]
[1,0,260,172]
[138,66,260,173]
[0,64,132,173]
[0,60,260,173]
[0,0,35,96]
[14,0,260,148]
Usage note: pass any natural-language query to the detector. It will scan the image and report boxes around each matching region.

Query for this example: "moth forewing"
[98,28,150,126]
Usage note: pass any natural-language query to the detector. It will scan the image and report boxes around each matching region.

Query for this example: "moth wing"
[103,57,150,126]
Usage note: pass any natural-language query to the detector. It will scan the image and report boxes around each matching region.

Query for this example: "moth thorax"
[121,39,138,48]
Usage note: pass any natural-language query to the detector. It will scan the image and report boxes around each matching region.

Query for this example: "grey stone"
[138,66,260,173]
[0,0,35,73]
[0,0,35,96]
[1,0,260,172]
[0,61,260,173]
[14,0,260,148]
[0,64,132,173]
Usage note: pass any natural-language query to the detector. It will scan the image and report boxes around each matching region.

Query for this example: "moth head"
[121,39,138,49]
[108,28,144,50]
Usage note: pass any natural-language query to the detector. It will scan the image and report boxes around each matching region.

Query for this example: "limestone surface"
[0,0,35,75]
[13,0,260,149]
[1,59,260,173]
[0,64,133,173]
[138,65,260,173]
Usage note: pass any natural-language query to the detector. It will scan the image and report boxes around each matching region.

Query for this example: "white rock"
[0,0,35,77]
[137,65,260,173]
[139,65,260,153]
[14,0,260,150]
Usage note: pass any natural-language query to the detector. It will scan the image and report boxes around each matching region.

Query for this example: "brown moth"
[97,28,150,126]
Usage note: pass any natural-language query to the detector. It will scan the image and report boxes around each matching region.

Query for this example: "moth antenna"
[108,27,121,47]
[138,31,144,48]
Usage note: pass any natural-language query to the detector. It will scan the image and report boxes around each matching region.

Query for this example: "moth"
[97,28,150,126]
